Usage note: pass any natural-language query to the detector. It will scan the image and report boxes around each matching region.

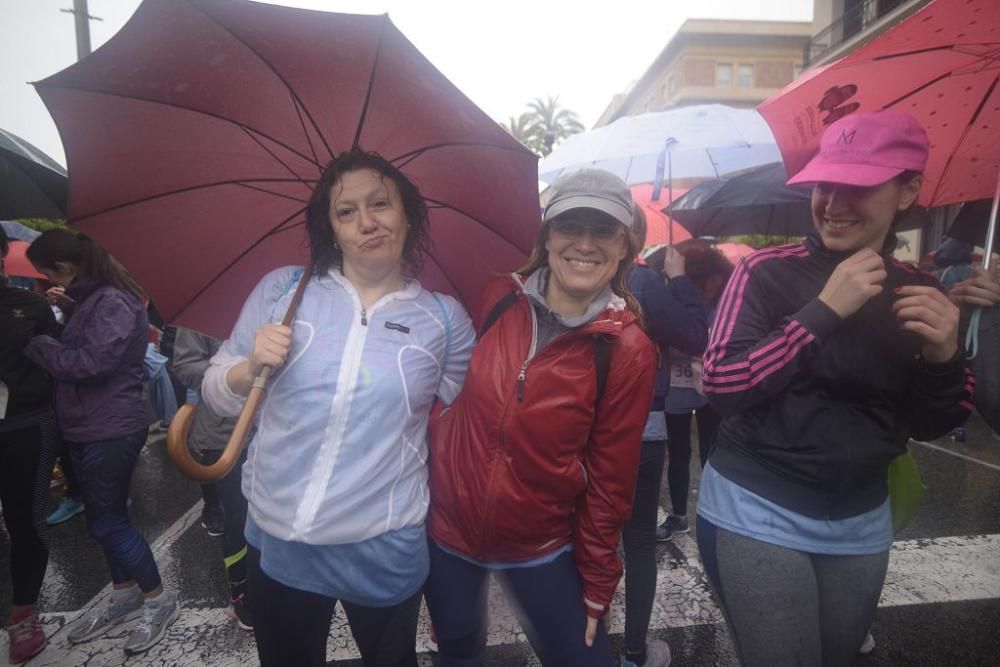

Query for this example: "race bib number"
[670,361,696,389]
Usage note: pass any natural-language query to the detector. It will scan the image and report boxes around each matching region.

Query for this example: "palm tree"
[502,113,540,152]
[524,96,585,156]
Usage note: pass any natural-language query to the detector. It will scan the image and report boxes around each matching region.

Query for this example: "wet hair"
[26,228,146,300]
[305,149,432,276]
[675,239,734,301]
[631,205,648,250]
[517,211,643,317]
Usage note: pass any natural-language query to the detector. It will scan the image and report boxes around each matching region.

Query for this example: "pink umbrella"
[630,183,692,249]
[759,0,999,210]
[35,0,539,339]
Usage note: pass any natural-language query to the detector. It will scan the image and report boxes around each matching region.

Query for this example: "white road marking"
[910,439,1000,473]
[11,522,999,665]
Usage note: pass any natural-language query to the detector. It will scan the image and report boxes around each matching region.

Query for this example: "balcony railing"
[804,0,909,66]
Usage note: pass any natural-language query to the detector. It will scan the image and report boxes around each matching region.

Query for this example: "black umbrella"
[664,163,812,239]
[946,199,997,255]
[0,128,67,219]
[666,161,930,240]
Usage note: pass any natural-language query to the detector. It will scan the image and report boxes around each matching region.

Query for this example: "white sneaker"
[859,631,875,654]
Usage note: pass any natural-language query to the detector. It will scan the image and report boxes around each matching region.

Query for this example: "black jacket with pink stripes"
[702,234,973,520]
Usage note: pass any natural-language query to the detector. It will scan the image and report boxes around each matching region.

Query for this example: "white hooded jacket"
[202,266,474,545]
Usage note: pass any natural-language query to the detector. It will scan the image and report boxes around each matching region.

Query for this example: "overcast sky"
[1,0,813,166]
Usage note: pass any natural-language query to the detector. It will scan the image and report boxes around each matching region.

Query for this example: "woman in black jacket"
[0,228,58,663]
[696,111,973,666]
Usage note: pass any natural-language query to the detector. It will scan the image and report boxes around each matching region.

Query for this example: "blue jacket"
[628,265,708,408]
[26,278,149,443]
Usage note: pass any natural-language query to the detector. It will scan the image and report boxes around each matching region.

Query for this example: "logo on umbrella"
[818,84,860,126]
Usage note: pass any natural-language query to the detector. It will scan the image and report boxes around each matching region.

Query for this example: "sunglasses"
[550,217,624,241]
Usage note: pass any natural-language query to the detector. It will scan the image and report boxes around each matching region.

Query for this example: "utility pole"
[60,0,103,61]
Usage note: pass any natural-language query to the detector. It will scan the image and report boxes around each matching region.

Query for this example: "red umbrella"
[630,183,692,249]
[35,0,539,339]
[759,0,999,208]
[4,240,45,280]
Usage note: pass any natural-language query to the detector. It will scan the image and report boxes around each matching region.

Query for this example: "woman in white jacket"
[202,150,474,667]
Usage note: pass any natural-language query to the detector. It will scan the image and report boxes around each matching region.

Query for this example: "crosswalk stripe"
[12,487,999,666]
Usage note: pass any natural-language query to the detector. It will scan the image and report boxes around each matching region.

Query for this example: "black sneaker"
[225,594,253,631]
[200,506,224,537]
[656,515,689,542]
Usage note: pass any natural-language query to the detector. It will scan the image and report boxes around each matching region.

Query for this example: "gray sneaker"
[68,590,143,644]
[645,639,672,667]
[123,594,179,655]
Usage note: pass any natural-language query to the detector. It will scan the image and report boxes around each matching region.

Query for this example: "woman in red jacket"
[426,168,657,666]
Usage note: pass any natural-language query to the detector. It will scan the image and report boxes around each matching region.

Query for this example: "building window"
[738,64,755,88]
[715,63,732,88]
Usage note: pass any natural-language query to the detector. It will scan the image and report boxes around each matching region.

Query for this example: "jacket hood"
[510,271,639,334]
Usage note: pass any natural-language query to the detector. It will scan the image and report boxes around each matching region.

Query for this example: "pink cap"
[787,110,928,187]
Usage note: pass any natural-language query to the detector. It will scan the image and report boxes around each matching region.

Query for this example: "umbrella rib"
[186,0,334,161]
[290,97,326,167]
[392,141,537,168]
[928,72,1000,205]
[882,71,952,109]
[167,204,308,323]
[240,126,315,184]
[423,197,532,255]
[235,182,311,205]
[423,250,463,299]
[35,83,320,167]
[353,15,389,150]
[69,178,312,223]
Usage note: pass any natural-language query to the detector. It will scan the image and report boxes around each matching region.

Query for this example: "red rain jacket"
[428,274,657,617]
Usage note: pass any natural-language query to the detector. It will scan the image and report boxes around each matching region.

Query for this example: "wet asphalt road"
[1,414,999,666]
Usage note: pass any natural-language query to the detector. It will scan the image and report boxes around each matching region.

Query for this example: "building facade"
[806,0,931,69]
[595,19,811,127]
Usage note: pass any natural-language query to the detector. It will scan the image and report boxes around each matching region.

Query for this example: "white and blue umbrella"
[539,104,781,188]
[1,220,42,241]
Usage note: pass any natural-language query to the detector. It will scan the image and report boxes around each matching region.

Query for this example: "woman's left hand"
[584,608,611,647]
[949,266,1000,308]
[892,286,960,363]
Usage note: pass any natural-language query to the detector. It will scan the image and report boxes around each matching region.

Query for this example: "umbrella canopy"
[665,163,813,239]
[4,240,46,280]
[35,0,539,339]
[538,104,781,187]
[0,128,68,220]
[758,0,1000,207]
[630,183,692,248]
[1,220,42,242]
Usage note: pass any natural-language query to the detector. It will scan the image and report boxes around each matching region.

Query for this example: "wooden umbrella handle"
[167,266,313,482]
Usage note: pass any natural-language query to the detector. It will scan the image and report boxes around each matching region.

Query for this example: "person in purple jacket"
[25,229,178,655]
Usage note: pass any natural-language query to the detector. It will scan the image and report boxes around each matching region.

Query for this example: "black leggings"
[197,448,248,591]
[697,516,888,666]
[622,440,667,662]
[0,418,57,606]
[70,430,162,592]
[247,546,420,667]
[665,405,721,515]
